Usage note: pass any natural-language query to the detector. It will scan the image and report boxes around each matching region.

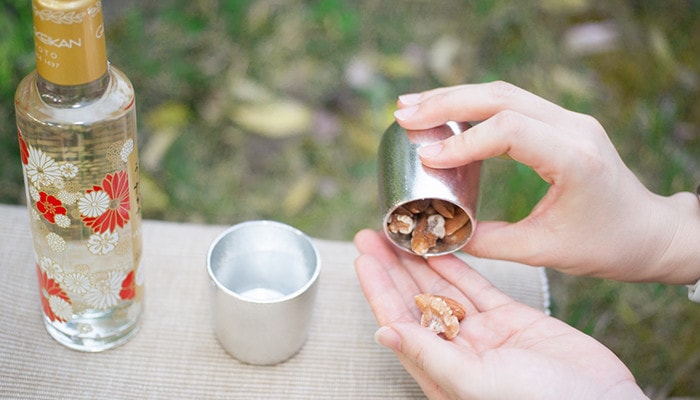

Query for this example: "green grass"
[2,0,699,396]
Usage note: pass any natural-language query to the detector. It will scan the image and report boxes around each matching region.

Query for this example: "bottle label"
[32,0,108,85]
[16,120,144,326]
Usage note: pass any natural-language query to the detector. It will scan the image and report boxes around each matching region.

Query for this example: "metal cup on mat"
[206,220,321,365]
[378,121,481,257]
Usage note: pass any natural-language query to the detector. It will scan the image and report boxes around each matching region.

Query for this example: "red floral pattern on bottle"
[36,192,67,224]
[119,270,136,300]
[81,170,131,234]
[19,132,141,328]
[18,129,29,165]
[37,265,72,323]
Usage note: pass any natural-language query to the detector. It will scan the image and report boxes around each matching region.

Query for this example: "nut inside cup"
[384,198,474,257]
[377,121,480,257]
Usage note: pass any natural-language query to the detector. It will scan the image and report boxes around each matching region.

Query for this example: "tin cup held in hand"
[207,221,321,365]
[378,121,481,257]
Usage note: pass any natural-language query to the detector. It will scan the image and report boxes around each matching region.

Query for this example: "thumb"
[376,322,480,394]
[464,220,550,266]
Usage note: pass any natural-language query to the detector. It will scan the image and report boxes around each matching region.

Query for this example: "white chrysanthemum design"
[46,232,67,252]
[40,256,63,280]
[85,271,125,309]
[29,185,40,202]
[55,214,71,228]
[49,295,73,322]
[60,162,78,178]
[57,190,78,205]
[25,146,61,189]
[53,178,65,190]
[62,272,90,295]
[121,139,134,162]
[87,231,119,255]
[78,190,110,218]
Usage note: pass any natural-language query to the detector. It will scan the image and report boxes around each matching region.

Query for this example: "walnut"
[414,294,466,340]
[387,206,415,235]
[386,199,472,256]
[411,214,445,256]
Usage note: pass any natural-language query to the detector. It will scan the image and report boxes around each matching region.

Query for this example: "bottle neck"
[36,70,110,107]
[32,0,109,105]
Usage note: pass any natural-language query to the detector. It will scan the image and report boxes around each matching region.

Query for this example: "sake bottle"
[14,0,144,351]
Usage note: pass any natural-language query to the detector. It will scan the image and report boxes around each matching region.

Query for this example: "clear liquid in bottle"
[15,0,144,351]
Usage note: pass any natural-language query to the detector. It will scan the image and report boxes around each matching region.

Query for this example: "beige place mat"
[0,204,547,399]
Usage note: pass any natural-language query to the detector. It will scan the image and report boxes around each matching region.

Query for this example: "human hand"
[354,229,647,400]
[394,81,700,284]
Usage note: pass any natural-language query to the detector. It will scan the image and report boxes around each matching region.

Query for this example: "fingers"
[381,321,479,399]
[463,219,557,267]
[399,253,479,316]
[354,253,419,326]
[374,327,450,399]
[354,230,484,316]
[418,109,573,181]
[355,229,515,317]
[354,229,432,296]
[396,81,595,177]
[391,81,642,277]
[354,229,428,324]
[427,255,514,312]
[395,81,569,130]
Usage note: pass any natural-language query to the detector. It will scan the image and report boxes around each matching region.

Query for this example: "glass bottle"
[14,0,144,352]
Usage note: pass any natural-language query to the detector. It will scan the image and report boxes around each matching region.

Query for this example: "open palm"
[354,229,647,400]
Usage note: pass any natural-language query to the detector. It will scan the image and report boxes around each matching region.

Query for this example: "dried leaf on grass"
[139,172,170,215]
[141,102,189,171]
[145,102,190,130]
[231,100,313,139]
[282,172,318,215]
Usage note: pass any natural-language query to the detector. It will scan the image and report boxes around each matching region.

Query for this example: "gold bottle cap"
[32,0,108,86]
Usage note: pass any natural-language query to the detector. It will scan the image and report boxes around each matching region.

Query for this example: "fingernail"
[417,142,443,159]
[374,326,401,351]
[394,105,419,121]
[398,93,421,105]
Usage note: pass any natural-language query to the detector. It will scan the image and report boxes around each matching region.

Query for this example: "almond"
[443,207,469,236]
[404,199,431,214]
[441,220,472,247]
[431,199,455,219]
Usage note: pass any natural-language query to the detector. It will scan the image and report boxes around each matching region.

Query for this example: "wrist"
[649,191,700,285]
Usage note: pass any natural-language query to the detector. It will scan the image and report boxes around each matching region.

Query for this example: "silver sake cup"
[378,121,481,257]
[207,220,321,365]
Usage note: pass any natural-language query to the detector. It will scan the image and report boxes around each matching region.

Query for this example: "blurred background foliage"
[1,0,699,396]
